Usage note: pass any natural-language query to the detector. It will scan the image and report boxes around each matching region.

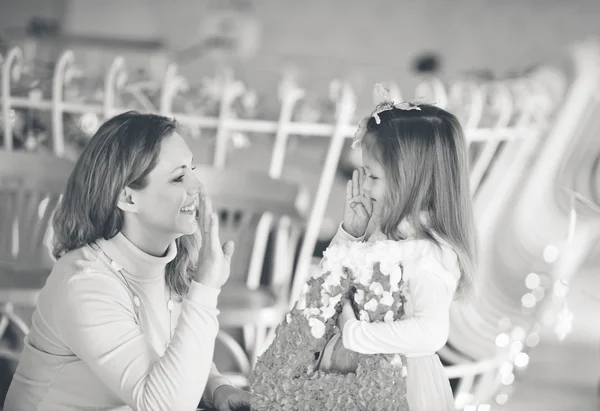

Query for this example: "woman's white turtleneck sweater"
[4,232,230,411]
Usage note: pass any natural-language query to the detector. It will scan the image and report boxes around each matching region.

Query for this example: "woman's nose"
[187,170,203,195]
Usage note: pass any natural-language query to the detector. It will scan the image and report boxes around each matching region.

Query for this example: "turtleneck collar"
[95,232,177,283]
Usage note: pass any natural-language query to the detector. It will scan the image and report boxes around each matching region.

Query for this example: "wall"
[1,0,599,106]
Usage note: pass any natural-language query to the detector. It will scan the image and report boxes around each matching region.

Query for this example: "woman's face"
[127,132,201,239]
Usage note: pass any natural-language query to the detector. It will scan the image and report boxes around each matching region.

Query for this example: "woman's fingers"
[200,196,213,253]
[197,195,205,233]
[210,212,221,252]
[205,198,213,236]
[222,240,235,263]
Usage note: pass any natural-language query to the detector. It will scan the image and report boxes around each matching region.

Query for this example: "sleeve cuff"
[336,223,366,242]
[204,376,232,407]
[187,281,221,309]
[341,317,361,351]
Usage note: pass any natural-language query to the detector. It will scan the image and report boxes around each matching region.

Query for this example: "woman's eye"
[174,166,196,183]
[369,175,378,180]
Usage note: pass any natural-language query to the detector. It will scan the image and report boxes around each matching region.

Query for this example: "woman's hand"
[342,168,373,238]
[212,385,251,411]
[195,195,234,289]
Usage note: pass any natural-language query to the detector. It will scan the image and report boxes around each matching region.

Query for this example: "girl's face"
[125,132,202,240]
[362,150,387,217]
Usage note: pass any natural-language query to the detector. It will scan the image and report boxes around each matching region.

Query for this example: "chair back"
[0,151,73,271]
[195,166,308,298]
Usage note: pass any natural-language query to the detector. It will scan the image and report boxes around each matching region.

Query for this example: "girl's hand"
[342,168,373,238]
[337,300,358,331]
[195,195,235,289]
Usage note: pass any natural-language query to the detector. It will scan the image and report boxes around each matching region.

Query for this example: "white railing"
[0,44,576,410]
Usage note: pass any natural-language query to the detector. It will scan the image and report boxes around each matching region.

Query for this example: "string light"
[495,333,510,348]
[542,244,559,263]
[78,113,100,136]
[491,188,597,407]
[553,279,569,298]
[495,392,509,405]
[514,352,530,368]
[501,372,515,386]
[510,327,526,342]
[525,272,540,289]
[554,303,574,341]
[510,341,524,356]
[521,293,536,308]
[525,332,540,348]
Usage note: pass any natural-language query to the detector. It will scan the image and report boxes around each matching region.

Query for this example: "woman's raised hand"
[195,195,234,289]
[342,168,373,238]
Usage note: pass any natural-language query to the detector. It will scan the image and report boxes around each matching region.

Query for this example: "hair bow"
[352,84,431,149]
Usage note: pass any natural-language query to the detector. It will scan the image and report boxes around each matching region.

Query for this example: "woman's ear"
[116,187,138,213]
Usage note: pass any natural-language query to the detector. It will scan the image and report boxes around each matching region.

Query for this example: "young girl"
[317,93,477,410]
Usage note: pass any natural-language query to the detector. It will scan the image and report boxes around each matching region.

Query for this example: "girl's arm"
[54,272,220,411]
[341,269,457,355]
[329,222,366,247]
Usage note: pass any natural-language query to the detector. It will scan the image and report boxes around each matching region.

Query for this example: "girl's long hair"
[52,111,200,298]
[362,105,477,299]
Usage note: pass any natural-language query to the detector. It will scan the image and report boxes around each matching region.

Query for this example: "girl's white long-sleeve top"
[331,224,460,357]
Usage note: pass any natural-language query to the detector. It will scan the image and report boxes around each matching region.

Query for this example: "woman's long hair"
[52,111,200,298]
[362,105,477,299]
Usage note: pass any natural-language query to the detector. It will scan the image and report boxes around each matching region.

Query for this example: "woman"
[4,111,250,411]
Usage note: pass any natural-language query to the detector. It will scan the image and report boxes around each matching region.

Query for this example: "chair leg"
[249,326,269,366]
[0,316,9,341]
[0,303,29,363]
[216,330,252,390]
[0,303,14,340]
[217,330,252,376]
[242,325,256,359]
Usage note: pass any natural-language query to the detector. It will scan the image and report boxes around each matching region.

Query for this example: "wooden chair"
[0,151,73,362]
[194,166,308,385]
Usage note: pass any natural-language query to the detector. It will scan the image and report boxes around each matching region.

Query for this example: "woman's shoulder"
[50,243,124,292]
[38,243,132,323]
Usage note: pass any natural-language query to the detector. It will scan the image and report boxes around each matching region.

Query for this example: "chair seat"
[218,283,287,327]
[0,264,49,306]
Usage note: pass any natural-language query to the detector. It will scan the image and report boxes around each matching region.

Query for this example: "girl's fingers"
[351,201,369,220]
[364,197,373,216]
[357,168,363,196]
[346,180,353,202]
[352,170,359,198]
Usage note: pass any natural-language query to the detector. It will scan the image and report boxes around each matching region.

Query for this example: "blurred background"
[0,0,599,410]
